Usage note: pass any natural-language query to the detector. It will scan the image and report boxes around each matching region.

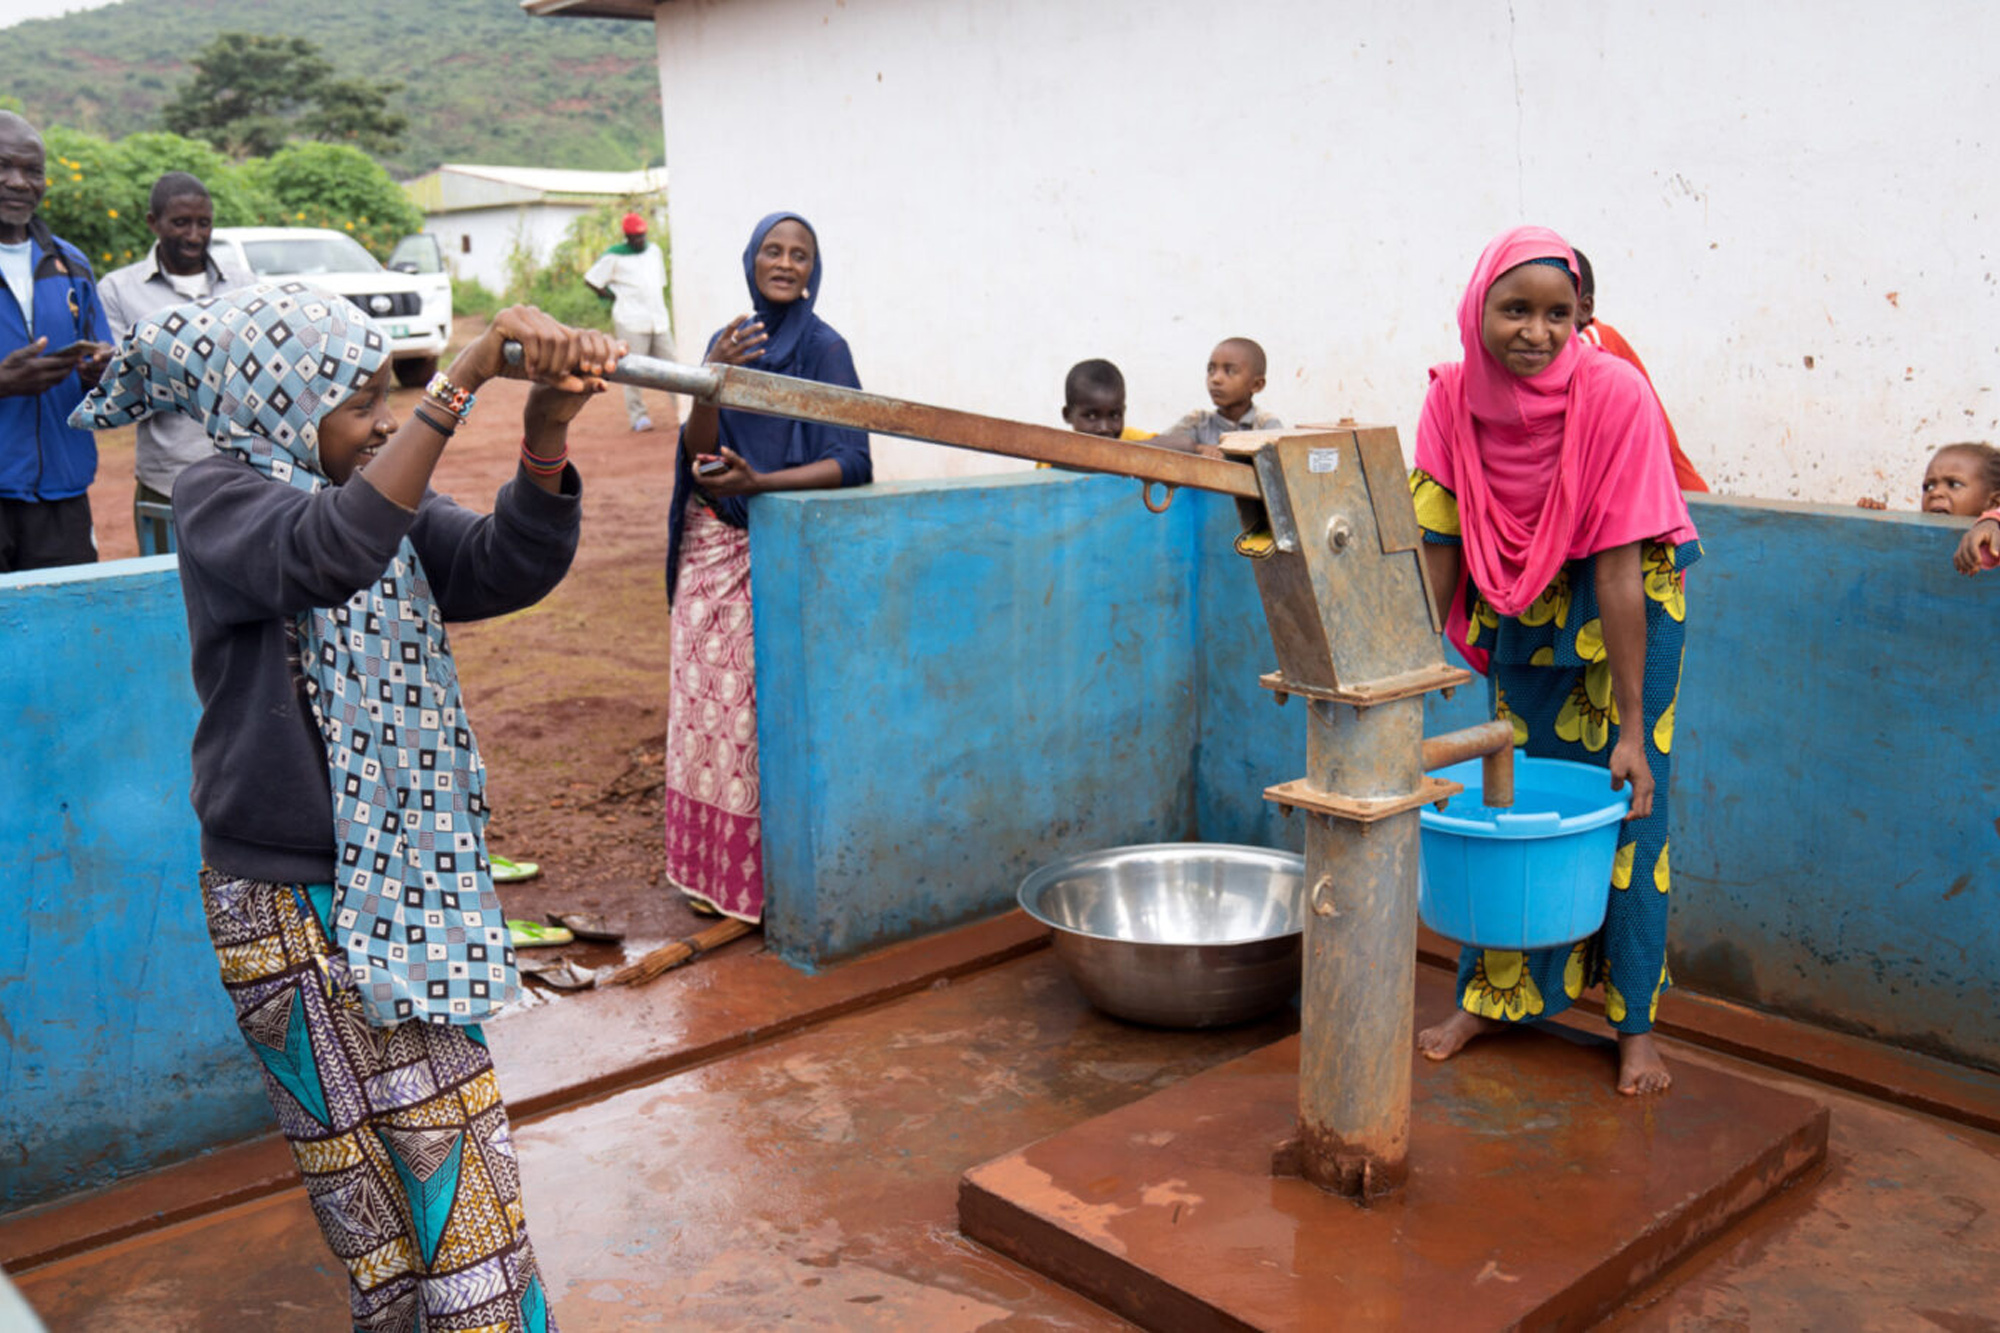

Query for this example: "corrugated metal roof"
[520,0,658,20]
[403,164,669,214]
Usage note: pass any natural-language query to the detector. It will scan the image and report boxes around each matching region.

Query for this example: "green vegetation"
[451,275,503,322]
[1,0,661,177]
[162,33,407,159]
[244,143,424,256]
[38,128,422,267]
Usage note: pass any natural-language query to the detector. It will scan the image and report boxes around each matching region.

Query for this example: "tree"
[243,142,424,259]
[160,32,404,159]
[38,127,418,267]
[297,78,408,157]
[114,131,278,230]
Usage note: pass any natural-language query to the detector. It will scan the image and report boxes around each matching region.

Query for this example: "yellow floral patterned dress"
[1411,468,1697,1033]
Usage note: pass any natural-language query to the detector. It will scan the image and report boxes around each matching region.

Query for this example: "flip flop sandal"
[535,960,599,991]
[491,855,542,884]
[546,912,625,944]
[685,895,723,918]
[507,919,574,949]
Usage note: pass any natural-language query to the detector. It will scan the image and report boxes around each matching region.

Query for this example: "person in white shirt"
[584,211,676,431]
[98,171,255,549]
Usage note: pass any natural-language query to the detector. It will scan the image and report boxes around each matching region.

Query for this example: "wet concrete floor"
[13,938,2000,1330]
[19,952,1290,1330]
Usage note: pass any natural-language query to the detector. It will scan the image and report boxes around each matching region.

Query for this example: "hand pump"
[509,345,1514,1198]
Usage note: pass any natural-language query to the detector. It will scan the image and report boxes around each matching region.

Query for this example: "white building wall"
[653,0,2000,503]
[427,203,593,294]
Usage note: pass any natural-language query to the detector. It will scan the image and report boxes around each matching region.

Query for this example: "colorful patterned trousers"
[200,870,557,1332]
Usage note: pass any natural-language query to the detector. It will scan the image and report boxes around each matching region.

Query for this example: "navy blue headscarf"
[667,211,871,597]
[743,210,825,375]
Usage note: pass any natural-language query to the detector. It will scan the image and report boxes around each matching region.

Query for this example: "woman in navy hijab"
[664,212,871,923]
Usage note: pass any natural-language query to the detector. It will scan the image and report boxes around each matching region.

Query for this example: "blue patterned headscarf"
[72,282,518,1028]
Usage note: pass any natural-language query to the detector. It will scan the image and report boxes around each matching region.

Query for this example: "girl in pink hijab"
[1409,226,1699,1096]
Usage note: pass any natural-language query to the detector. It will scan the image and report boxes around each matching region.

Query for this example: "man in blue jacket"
[0,110,110,571]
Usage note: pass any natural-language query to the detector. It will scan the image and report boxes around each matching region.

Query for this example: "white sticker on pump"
[1308,448,1340,473]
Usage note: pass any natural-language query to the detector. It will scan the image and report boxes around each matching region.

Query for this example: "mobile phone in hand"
[695,455,728,477]
[48,340,99,360]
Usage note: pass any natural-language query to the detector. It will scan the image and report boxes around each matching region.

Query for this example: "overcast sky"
[0,0,122,29]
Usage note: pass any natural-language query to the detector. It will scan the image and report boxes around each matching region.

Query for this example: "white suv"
[210,227,453,387]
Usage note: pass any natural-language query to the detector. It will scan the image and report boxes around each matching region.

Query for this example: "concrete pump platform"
[960,972,1829,1331]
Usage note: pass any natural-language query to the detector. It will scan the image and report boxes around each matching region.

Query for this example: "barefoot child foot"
[1617,1032,1673,1095]
[1417,1010,1504,1060]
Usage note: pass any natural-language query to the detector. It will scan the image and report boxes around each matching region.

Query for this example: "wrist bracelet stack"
[520,437,568,478]
[413,371,477,439]
[424,372,477,418]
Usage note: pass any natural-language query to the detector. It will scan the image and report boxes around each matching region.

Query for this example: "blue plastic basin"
[1418,756,1631,950]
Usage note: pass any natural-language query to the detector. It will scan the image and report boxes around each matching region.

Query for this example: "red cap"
[621,212,647,234]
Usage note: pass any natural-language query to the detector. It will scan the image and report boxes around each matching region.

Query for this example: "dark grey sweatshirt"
[173,454,582,883]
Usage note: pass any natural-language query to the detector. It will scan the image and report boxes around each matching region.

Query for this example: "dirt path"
[87,317,717,970]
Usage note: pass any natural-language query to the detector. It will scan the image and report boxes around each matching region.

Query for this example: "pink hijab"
[1414,226,1696,671]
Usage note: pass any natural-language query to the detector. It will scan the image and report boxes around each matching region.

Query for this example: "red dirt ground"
[87,317,716,972]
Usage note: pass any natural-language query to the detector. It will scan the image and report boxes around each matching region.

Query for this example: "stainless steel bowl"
[1018,842,1306,1029]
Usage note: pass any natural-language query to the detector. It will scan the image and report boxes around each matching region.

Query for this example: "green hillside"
[0,0,662,176]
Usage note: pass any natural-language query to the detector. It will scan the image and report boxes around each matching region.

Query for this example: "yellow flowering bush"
[36,127,418,272]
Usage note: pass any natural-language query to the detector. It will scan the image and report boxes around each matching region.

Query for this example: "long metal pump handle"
[500,342,1261,500]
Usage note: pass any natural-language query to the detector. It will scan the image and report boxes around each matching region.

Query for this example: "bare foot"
[1617,1032,1672,1095]
[1416,1010,1503,1061]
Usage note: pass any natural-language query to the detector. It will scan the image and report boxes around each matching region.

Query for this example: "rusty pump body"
[533,347,1514,1199]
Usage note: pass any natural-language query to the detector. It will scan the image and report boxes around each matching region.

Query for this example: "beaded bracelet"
[423,371,477,420]
[520,438,568,477]
[411,402,458,438]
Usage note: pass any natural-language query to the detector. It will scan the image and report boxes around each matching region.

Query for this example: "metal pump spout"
[1422,720,1515,808]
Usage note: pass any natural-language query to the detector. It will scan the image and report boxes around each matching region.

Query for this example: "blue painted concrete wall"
[0,558,266,1213]
[756,479,1998,1071]
[753,474,1199,966]
[8,478,1996,1215]
[1666,498,1999,1069]
[1188,492,1304,854]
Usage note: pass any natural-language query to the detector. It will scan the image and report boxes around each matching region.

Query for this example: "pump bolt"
[1326,516,1353,554]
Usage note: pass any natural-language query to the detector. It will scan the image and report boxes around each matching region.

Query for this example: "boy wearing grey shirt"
[1155,337,1282,453]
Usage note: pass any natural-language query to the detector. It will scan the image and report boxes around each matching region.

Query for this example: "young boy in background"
[1863,442,2000,515]
[1060,358,1155,440]
[1155,337,1281,453]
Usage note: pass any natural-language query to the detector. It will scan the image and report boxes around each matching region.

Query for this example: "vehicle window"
[387,234,444,274]
[240,235,384,276]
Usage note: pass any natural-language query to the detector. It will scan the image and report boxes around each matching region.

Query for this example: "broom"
[607,917,753,987]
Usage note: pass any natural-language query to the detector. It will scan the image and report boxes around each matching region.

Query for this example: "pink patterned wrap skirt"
[664,501,765,922]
